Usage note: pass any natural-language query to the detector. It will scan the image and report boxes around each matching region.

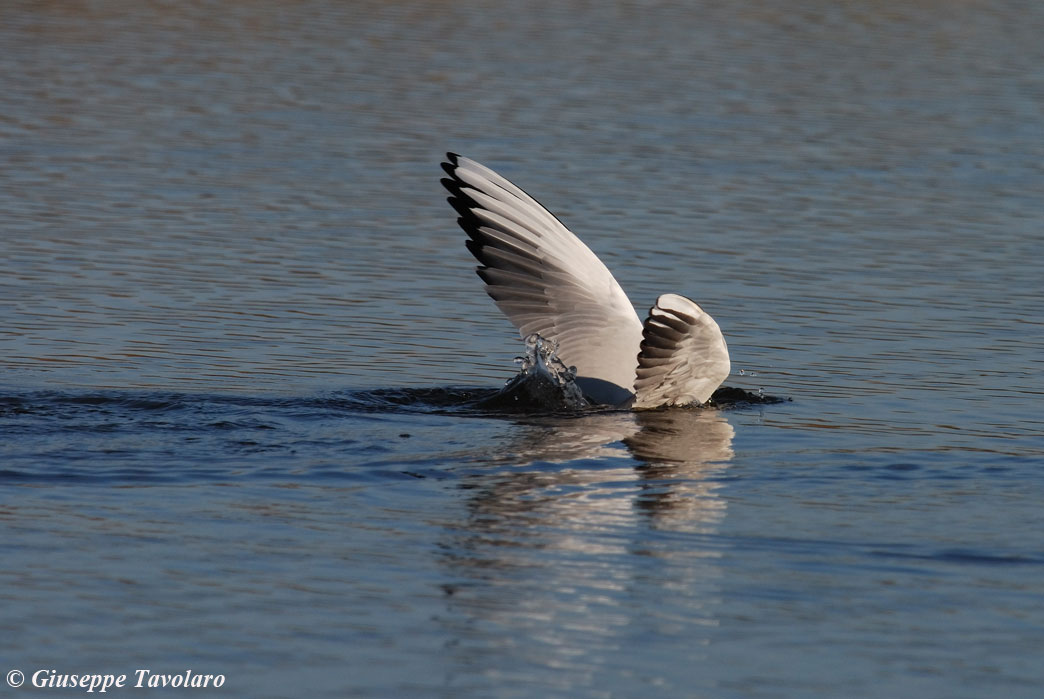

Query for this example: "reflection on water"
[629,410,734,526]
[438,409,733,690]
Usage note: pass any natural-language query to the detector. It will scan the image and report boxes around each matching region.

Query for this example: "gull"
[441,153,730,409]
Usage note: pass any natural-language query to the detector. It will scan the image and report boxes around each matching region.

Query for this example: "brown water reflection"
[438,408,733,692]
[459,408,734,528]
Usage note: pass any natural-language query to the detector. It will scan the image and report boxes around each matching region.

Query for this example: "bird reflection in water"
[456,408,733,533]
[626,409,734,527]
[436,409,734,690]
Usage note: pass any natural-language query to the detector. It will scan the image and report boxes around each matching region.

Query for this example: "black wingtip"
[441,176,467,197]
[445,152,460,165]
[448,196,475,219]
[465,238,485,262]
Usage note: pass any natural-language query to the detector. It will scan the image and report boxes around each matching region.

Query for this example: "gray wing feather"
[442,153,644,404]
[633,293,731,408]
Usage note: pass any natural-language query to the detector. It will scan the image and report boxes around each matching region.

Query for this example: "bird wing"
[441,153,644,405]
[633,293,731,408]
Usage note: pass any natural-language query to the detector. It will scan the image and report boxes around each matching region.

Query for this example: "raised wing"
[441,153,644,405]
[633,293,730,408]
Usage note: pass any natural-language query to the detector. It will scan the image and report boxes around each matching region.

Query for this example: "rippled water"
[3,1,1043,697]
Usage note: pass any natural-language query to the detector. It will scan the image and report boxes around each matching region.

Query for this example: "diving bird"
[441,153,730,408]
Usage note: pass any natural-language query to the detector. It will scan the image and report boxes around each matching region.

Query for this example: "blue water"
[3,1,1044,697]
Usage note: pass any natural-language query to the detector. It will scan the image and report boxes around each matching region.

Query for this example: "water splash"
[482,334,590,412]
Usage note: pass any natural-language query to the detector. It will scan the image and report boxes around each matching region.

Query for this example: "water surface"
[2,1,1043,697]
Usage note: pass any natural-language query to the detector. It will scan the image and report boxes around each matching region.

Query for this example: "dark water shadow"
[0,384,784,486]
[339,383,788,418]
[1,381,786,423]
